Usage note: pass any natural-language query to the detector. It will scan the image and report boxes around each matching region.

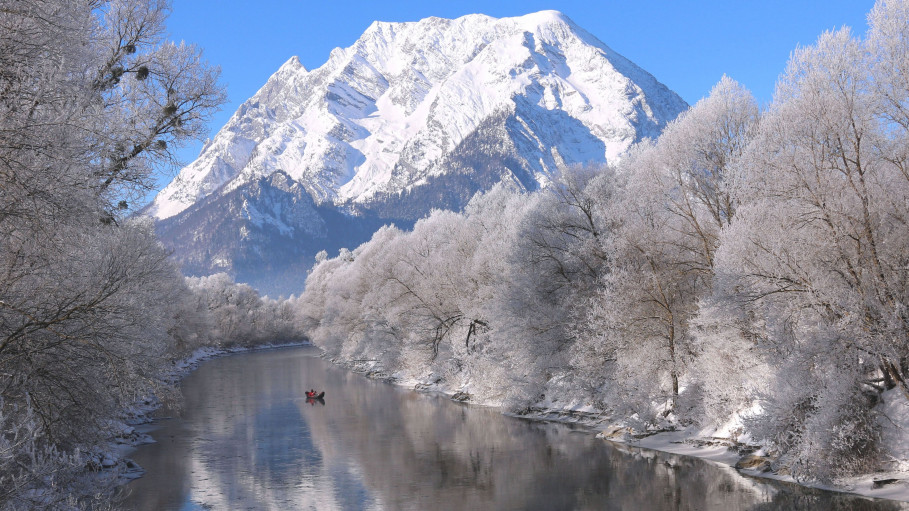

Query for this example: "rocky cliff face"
[146,10,688,295]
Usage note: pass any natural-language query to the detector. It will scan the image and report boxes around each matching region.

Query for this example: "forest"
[300,0,909,485]
[0,1,303,508]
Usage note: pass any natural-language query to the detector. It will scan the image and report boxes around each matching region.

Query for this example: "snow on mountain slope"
[147,10,688,221]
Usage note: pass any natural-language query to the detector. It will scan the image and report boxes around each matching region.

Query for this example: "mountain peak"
[279,55,305,73]
[512,9,571,26]
[149,11,687,225]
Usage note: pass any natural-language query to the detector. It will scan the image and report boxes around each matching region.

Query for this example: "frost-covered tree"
[183,273,304,348]
[497,166,613,404]
[377,211,475,367]
[575,144,699,419]
[0,0,224,506]
[711,0,909,480]
[451,186,538,402]
[298,186,538,402]
[575,78,759,420]
[298,226,407,366]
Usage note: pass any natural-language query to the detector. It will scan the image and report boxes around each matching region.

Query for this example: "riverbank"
[332,355,909,506]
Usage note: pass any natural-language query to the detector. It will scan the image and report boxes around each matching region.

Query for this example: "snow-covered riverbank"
[622,427,909,505]
[334,356,909,506]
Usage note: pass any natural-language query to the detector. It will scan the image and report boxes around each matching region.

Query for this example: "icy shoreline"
[335,356,909,506]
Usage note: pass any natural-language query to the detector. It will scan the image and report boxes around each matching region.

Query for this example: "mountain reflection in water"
[121,346,904,510]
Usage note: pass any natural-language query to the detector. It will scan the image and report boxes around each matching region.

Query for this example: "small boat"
[305,391,325,399]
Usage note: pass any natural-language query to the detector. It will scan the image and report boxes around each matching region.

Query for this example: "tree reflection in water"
[122,347,905,510]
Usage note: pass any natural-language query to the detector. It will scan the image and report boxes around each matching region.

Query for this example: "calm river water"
[120,346,903,510]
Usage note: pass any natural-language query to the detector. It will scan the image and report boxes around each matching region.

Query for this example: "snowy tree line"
[300,0,909,483]
[0,2,303,508]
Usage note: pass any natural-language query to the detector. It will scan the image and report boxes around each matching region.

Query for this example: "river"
[120,345,903,510]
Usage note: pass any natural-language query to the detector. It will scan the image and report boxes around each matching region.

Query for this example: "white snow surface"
[148,10,686,220]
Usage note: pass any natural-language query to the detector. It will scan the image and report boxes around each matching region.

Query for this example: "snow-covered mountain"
[147,10,688,294]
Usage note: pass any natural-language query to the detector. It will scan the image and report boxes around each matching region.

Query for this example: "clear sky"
[158,0,875,196]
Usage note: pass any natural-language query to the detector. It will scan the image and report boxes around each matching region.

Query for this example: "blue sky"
[159,0,875,195]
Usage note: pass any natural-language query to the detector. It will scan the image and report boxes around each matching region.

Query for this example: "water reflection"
[122,346,905,510]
